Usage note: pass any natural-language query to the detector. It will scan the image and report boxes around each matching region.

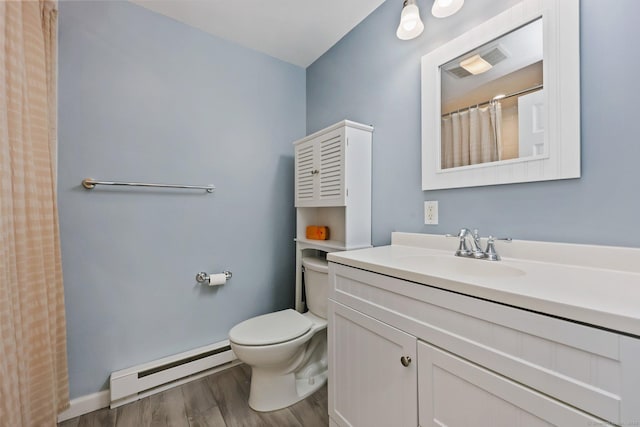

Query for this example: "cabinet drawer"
[330,263,640,424]
[418,341,610,426]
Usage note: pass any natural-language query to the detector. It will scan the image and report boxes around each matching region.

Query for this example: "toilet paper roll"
[208,273,227,286]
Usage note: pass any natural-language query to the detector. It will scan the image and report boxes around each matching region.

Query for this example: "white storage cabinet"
[293,121,372,311]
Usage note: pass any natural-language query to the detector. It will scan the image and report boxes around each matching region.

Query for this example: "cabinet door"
[328,300,417,427]
[294,139,316,206]
[295,129,346,207]
[418,341,609,427]
[317,129,345,206]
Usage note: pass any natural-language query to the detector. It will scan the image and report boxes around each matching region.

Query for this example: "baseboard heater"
[110,339,238,408]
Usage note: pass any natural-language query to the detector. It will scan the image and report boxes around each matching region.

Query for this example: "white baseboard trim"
[57,390,110,423]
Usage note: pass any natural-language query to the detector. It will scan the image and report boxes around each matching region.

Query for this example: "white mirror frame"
[421,0,580,190]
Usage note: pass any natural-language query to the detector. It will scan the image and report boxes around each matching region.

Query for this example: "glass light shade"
[396,3,424,40]
[459,54,492,75]
[431,0,464,18]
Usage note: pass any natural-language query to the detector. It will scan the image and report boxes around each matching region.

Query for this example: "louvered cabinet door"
[317,129,346,206]
[294,129,346,207]
[295,140,317,206]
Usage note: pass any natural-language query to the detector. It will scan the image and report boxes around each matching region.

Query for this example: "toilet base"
[248,368,328,412]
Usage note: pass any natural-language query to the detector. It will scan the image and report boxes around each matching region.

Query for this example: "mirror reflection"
[440,18,543,170]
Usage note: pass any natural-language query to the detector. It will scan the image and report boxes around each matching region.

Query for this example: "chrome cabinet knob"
[400,356,412,367]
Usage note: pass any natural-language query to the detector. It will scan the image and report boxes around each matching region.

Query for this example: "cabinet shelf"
[294,238,371,252]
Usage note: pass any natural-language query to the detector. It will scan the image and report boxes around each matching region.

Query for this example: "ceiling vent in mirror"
[444,45,509,78]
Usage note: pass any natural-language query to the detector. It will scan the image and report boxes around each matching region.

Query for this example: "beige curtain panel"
[441,103,503,169]
[0,1,69,425]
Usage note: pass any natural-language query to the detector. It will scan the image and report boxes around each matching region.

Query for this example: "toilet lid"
[229,309,313,346]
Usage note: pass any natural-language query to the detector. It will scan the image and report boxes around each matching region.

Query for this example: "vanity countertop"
[327,232,640,337]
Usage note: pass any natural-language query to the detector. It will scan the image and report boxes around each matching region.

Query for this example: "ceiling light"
[431,0,464,18]
[459,54,492,75]
[397,0,424,40]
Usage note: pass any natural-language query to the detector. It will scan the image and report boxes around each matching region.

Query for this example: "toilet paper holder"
[195,271,232,284]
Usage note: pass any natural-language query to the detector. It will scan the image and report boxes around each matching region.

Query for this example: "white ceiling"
[131,0,386,68]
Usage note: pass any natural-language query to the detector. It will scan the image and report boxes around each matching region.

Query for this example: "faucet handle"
[485,236,512,261]
[502,237,512,241]
[490,236,512,243]
[485,236,499,261]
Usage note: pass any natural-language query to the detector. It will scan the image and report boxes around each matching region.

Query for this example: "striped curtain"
[0,1,69,425]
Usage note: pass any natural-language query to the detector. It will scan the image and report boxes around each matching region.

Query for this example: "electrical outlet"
[424,201,438,225]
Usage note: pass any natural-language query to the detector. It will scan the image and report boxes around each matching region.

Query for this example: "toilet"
[229,255,329,412]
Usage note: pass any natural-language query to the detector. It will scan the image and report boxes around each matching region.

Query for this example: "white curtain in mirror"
[441,102,503,169]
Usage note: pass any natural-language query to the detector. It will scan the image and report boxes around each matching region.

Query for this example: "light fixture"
[396,0,424,41]
[431,0,464,18]
[459,54,492,75]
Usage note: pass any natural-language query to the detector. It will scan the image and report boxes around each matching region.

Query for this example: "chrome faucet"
[449,229,512,261]
[455,228,485,259]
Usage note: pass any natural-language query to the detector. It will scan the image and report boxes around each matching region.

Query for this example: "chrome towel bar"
[81,178,215,193]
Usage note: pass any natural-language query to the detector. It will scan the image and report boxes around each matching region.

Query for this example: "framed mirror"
[421,0,580,190]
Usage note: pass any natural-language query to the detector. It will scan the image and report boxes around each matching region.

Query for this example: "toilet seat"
[229,309,312,346]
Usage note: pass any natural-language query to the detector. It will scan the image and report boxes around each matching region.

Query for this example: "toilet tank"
[302,256,329,319]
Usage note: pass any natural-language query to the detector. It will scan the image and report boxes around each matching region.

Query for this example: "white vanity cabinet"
[328,262,640,427]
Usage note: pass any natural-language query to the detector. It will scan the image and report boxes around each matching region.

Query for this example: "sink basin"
[395,255,525,278]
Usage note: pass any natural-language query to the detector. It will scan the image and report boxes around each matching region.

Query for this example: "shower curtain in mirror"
[0,1,69,425]
[441,102,503,169]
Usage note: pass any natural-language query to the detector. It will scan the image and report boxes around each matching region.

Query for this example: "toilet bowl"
[229,256,329,412]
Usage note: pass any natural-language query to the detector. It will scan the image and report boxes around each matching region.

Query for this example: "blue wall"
[58,1,305,398]
[59,0,640,399]
[308,0,640,248]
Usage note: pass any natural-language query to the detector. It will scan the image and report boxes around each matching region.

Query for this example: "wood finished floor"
[59,364,328,427]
